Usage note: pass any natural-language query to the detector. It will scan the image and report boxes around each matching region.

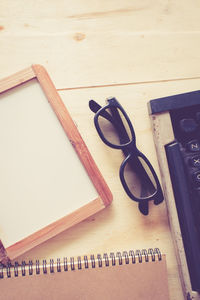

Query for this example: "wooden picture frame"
[0,65,112,263]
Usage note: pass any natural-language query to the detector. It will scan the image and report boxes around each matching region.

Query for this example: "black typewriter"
[149,91,200,293]
[171,105,200,232]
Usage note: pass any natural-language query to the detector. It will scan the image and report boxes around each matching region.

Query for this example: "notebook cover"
[0,252,169,300]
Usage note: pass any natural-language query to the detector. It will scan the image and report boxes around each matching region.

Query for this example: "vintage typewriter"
[148,91,200,299]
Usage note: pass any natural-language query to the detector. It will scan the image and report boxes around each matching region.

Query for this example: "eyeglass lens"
[97,107,132,146]
[123,156,157,199]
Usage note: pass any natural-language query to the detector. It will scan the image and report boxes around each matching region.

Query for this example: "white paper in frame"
[0,65,112,263]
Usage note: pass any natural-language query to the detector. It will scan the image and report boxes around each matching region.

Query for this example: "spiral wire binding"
[0,248,162,279]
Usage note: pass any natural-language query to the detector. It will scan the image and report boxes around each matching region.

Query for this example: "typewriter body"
[148,91,200,300]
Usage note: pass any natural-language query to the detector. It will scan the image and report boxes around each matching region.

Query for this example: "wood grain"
[1,1,200,299]
[1,34,200,90]
[0,67,35,93]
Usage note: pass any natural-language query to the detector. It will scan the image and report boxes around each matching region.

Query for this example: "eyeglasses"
[89,97,164,215]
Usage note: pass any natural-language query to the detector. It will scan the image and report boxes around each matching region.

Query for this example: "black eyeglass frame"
[93,98,163,204]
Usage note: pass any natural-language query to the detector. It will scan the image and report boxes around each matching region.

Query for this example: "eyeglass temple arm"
[131,156,155,193]
[89,100,130,146]
[110,108,156,191]
[109,106,131,145]
[89,100,114,123]
[89,100,130,145]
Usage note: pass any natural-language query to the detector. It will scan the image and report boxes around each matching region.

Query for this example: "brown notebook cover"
[0,248,169,300]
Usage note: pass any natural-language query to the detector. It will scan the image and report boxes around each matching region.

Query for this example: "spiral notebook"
[0,248,169,300]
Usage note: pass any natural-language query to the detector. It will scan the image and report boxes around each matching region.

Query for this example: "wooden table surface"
[1,1,200,299]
